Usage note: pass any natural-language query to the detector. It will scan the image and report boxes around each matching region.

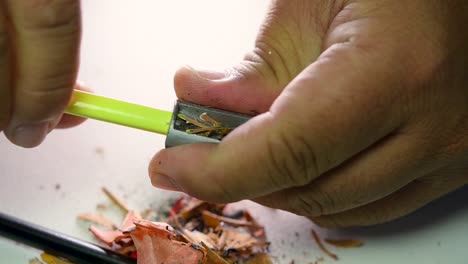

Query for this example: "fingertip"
[148,149,167,179]
[174,66,225,103]
[5,122,50,148]
[149,143,215,180]
[149,143,230,201]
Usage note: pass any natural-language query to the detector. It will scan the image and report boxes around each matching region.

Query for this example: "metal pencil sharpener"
[165,100,252,147]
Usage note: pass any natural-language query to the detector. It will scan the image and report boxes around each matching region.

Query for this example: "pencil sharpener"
[165,100,252,148]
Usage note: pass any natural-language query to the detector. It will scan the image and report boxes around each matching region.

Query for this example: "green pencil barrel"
[65,90,172,135]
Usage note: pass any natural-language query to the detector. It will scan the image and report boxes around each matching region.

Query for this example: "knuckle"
[23,70,73,96]
[27,59,77,87]
[244,39,298,88]
[17,82,71,120]
[12,0,80,33]
[291,193,325,217]
[17,47,78,104]
[265,125,320,188]
[289,188,336,217]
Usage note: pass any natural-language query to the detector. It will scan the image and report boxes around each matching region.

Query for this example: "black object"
[0,212,136,264]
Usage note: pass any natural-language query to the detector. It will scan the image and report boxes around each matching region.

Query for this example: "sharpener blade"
[165,101,251,147]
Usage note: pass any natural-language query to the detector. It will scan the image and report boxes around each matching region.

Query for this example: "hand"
[150,0,468,227]
[0,0,84,148]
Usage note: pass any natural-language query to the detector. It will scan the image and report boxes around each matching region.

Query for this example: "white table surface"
[1,1,467,263]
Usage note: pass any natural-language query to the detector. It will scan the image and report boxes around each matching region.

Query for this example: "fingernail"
[151,173,181,192]
[13,122,49,148]
[186,66,228,81]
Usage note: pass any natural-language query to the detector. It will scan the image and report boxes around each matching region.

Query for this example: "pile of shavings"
[29,187,364,264]
[77,189,272,264]
[164,196,271,263]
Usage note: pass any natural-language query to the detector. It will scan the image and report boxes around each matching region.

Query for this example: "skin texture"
[0,0,84,148]
[150,0,468,227]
